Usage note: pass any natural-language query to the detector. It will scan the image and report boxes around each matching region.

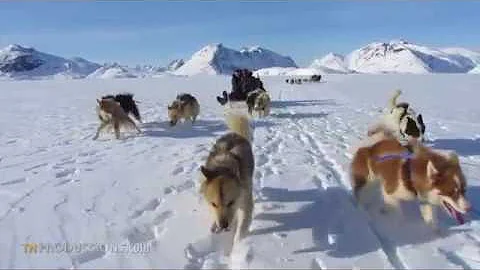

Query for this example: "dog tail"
[388,89,402,110]
[225,113,252,142]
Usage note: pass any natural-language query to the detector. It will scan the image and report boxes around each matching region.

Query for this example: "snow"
[1,74,480,269]
[174,43,297,76]
[310,53,351,74]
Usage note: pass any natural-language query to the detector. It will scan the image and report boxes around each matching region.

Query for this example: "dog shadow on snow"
[430,138,480,157]
[140,119,277,139]
[251,186,479,258]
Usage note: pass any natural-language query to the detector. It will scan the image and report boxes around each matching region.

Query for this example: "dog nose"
[219,219,229,229]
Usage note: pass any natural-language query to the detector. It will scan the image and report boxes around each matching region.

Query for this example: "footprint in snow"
[124,210,174,243]
[172,166,185,175]
[130,198,163,219]
[1,177,27,186]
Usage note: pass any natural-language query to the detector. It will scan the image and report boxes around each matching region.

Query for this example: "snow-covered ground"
[1,74,480,269]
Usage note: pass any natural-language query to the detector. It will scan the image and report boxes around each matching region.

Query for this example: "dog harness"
[375,150,416,194]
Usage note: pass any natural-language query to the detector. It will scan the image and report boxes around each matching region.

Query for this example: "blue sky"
[0,1,479,67]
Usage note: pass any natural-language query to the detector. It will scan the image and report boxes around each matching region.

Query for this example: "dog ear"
[417,114,426,133]
[427,160,439,181]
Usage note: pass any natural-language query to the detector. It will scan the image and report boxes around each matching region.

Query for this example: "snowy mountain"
[254,67,323,76]
[344,40,478,74]
[167,59,185,71]
[86,63,169,79]
[441,47,480,69]
[469,65,480,74]
[0,44,101,79]
[174,43,297,76]
[310,53,351,74]
[87,63,138,79]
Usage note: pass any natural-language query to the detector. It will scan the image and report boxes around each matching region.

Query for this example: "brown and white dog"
[199,113,254,251]
[167,93,200,126]
[93,98,142,140]
[351,133,470,230]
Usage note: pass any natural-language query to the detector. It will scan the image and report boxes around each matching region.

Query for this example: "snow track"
[1,75,480,269]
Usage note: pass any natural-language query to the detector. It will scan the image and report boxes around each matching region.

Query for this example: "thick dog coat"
[351,135,471,230]
[368,90,426,143]
[168,93,200,126]
[200,114,254,250]
[93,98,142,140]
[101,93,141,122]
[246,89,271,117]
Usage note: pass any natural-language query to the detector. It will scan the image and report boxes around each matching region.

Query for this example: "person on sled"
[216,69,266,105]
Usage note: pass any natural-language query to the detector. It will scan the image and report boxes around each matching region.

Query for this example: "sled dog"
[167,93,200,126]
[101,93,141,122]
[351,135,471,230]
[200,113,254,249]
[246,89,271,117]
[93,98,142,140]
[368,89,426,143]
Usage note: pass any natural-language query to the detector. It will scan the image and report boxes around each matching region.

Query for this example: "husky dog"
[101,93,141,122]
[368,89,426,144]
[167,93,200,126]
[246,89,271,117]
[93,98,142,140]
[200,113,254,248]
[351,134,471,230]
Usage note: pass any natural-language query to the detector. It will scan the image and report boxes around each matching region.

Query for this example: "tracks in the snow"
[265,101,407,269]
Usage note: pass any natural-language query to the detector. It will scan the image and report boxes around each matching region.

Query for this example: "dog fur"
[199,113,254,249]
[101,93,141,123]
[368,89,426,143]
[351,134,471,230]
[246,89,271,117]
[167,93,200,126]
[93,98,142,140]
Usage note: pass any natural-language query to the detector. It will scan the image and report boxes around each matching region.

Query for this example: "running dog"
[101,93,141,122]
[246,89,271,117]
[93,98,142,140]
[167,93,200,126]
[351,134,471,231]
[368,89,426,143]
[199,113,254,249]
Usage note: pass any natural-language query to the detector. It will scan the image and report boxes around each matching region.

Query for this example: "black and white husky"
[368,89,426,143]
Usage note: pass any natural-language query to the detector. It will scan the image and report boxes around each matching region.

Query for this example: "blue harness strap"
[376,151,415,162]
[375,151,415,190]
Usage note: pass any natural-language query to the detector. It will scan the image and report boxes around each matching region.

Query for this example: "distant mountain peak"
[175,43,297,75]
